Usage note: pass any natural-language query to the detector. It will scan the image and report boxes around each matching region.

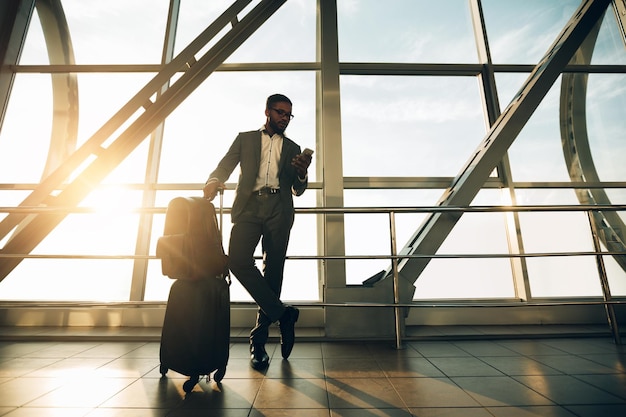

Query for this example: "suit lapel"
[252,131,262,169]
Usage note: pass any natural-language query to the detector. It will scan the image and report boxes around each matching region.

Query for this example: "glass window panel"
[526,257,601,297]
[226,0,316,63]
[590,8,626,65]
[0,260,132,301]
[144,260,175,301]
[603,255,626,297]
[175,0,315,63]
[159,71,316,183]
[482,0,579,64]
[73,73,155,146]
[0,189,141,300]
[514,189,582,206]
[495,73,529,113]
[414,189,514,299]
[520,211,594,253]
[0,73,155,184]
[506,79,572,182]
[344,189,514,296]
[337,0,476,63]
[275,191,319,301]
[344,189,442,285]
[32,213,140,255]
[344,211,391,285]
[415,258,514,299]
[340,76,485,177]
[586,75,626,182]
[174,0,254,57]
[517,204,601,297]
[21,0,170,64]
[0,75,53,183]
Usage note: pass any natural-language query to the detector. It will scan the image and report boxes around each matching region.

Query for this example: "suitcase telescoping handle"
[217,187,224,241]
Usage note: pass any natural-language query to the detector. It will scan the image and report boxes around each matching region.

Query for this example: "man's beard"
[269,119,286,134]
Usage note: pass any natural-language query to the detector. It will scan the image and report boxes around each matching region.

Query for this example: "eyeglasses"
[270,108,294,120]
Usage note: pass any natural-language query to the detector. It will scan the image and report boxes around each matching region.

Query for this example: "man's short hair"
[266,93,292,109]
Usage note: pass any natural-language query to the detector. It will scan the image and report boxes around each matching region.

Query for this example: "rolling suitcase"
[157,193,230,392]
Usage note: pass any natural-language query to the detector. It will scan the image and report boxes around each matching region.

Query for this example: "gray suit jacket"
[208,130,308,223]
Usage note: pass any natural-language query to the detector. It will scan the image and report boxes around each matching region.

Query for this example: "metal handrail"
[1,203,624,345]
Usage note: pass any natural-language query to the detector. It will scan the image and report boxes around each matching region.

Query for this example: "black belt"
[255,187,280,195]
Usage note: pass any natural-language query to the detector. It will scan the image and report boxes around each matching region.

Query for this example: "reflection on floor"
[0,326,624,416]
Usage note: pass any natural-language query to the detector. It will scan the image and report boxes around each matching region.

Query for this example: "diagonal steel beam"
[384,0,612,287]
[0,0,286,280]
[0,0,255,242]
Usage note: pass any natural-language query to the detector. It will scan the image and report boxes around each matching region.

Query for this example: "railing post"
[389,211,404,349]
[587,209,622,345]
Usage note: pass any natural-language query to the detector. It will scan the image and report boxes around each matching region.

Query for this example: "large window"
[1,0,625,305]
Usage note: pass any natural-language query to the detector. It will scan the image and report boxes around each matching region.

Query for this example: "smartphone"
[302,148,314,156]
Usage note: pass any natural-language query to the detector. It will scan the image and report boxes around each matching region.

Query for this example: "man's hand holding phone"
[292,148,313,178]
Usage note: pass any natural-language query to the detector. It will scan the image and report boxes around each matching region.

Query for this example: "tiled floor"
[0,329,625,416]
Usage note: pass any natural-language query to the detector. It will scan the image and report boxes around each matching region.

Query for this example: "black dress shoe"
[279,305,299,359]
[250,344,269,369]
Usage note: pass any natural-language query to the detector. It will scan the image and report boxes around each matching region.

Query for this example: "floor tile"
[564,404,626,417]
[376,356,445,378]
[389,377,481,407]
[573,373,626,399]
[408,408,493,417]
[580,352,626,371]
[540,338,618,355]
[0,408,92,416]
[426,356,504,377]
[0,377,64,407]
[478,356,562,376]
[25,376,136,408]
[410,341,472,357]
[0,358,61,378]
[72,343,147,359]
[264,358,325,379]
[495,340,572,356]
[452,376,555,407]
[321,342,372,358]
[485,405,578,416]
[254,378,329,409]
[514,374,626,405]
[287,342,323,359]
[85,408,172,416]
[326,377,405,409]
[251,409,330,417]
[452,340,518,357]
[530,354,619,374]
[323,357,386,379]
[21,342,98,358]
[0,343,57,358]
[26,357,113,378]
[332,408,411,416]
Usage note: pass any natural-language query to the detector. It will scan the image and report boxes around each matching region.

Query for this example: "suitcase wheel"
[159,364,168,376]
[183,375,199,393]
[214,367,226,382]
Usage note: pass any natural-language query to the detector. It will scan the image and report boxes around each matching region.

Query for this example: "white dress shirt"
[254,128,283,191]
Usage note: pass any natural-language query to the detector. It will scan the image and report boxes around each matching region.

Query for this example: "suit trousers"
[227,193,292,346]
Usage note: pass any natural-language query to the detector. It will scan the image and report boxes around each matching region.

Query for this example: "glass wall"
[1,0,625,305]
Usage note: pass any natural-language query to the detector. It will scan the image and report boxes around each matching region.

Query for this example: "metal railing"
[1,204,625,346]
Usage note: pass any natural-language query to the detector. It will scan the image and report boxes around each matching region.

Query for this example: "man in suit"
[203,94,311,369]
